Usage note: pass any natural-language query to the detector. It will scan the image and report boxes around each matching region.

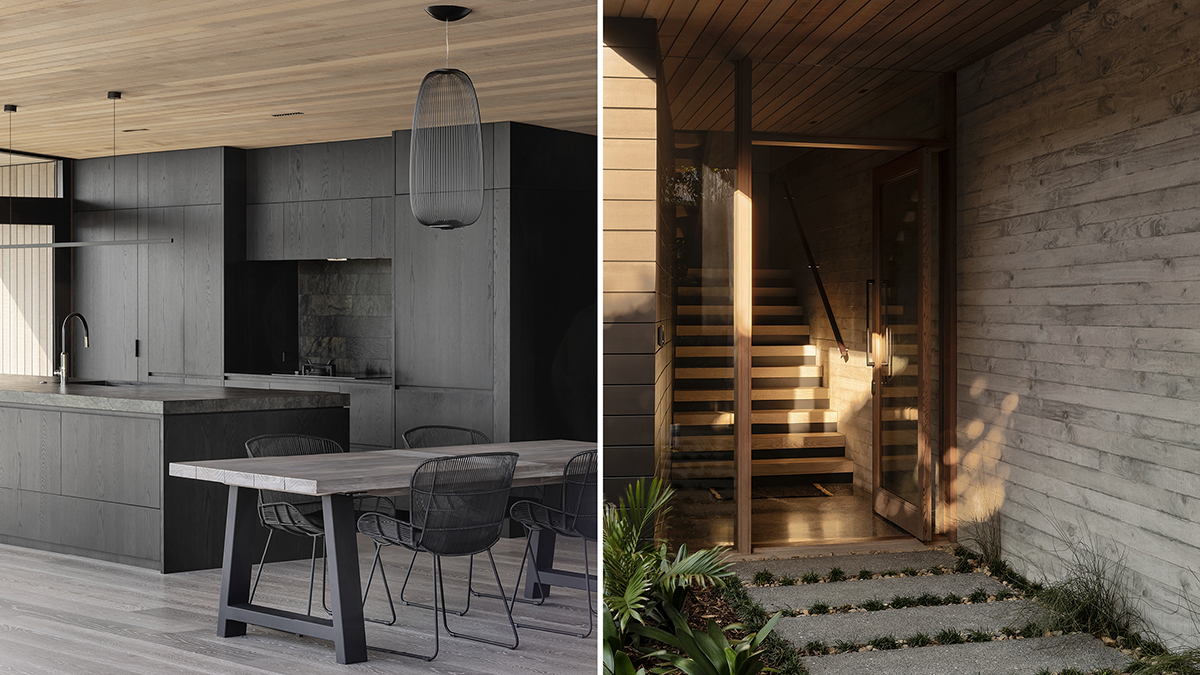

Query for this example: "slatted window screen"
[0,225,55,377]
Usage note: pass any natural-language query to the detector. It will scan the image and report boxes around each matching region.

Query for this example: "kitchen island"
[0,375,349,573]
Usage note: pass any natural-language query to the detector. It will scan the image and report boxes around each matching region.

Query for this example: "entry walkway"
[734,550,1131,675]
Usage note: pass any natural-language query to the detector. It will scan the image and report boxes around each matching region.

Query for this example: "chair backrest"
[403,425,491,449]
[410,452,518,556]
[561,449,598,541]
[245,434,344,507]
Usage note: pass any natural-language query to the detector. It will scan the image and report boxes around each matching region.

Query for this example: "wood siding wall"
[957,0,1200,645]
[0,224,54,376]
[603,18,673,498]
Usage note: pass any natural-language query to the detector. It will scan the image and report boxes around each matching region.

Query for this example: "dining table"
[168,438,597,664]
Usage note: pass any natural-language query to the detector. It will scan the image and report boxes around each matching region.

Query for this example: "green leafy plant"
[862,599,886,611]
[634,602,782,675]
[858,569,873,580]
[901,566,918,577]
[954,557,973,573]
[808,602,830,615]
[881,569,898,577]
[834,639,856,654]
[752,569,775,586]
[968,588,990,603]
[801,572,820,584]
[828,567,846,582]
[891,595,916,609]
[935,628,964,645]
[603,478,734,634]
[778,575,796,587]
[928,566,945,575]
[943,593,963,605]
[603,608,647,675]
[994,588,1013,601]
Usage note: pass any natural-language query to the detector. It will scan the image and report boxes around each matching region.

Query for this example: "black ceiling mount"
[425,5,471,22]
[3,105,15,113]
[107,91,121,100]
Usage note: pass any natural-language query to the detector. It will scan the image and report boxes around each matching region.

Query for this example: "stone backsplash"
[297,258,392,377]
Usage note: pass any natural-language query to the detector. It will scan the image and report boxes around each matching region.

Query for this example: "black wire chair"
[396,425,542,615]
[245,434,395,621]
[357,451,520,661]
[507,449,597,637]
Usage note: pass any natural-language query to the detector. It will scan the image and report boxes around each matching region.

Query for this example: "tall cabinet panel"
[72,148,232,382]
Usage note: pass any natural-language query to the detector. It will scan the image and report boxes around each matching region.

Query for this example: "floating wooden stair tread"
[675,345,818,358]
[881,407,919,421]
[677,305,803,316]
[676,365,822,379]
[677,324,810,336]
[678,286,797,297]
[675,387,829,402]
[882,386,916,397]
[687,268,790,279]
[670,456,854,480]
[675,432,845,452]
[882,429,918,445]
[673,409,838,426]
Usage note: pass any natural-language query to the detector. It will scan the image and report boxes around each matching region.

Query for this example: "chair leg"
[305,536,319,616]
[510,535,594,638]
[249,529,274,604]
[366,550,438,661]
[362,542,397,625]
[400,548,471,616]
[439,549,518,650]
[502,529,547,606]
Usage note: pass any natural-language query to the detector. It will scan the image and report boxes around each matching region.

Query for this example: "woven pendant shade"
[409,67,484,229]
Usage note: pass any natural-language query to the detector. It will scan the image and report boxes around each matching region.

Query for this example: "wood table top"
[168,439,595,496]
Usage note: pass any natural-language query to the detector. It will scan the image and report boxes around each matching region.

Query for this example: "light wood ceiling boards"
[606,0,1083,133]
[1,0,596,159]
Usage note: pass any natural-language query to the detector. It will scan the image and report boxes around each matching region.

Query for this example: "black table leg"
[523,529,557,600]
[217,485,256,638]
[322,493,367,664]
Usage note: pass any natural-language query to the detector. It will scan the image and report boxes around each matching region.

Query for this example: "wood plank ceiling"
[605,0,1084,134]
[0,0,596,159]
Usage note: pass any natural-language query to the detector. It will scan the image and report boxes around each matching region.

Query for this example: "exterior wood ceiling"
[605,0,1084,134]
[1,0,596,159]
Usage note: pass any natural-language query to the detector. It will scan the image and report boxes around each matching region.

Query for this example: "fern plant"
[634,602,782,675]
[603,477,734,634]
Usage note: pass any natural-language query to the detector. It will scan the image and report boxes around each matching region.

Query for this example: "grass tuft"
[827,567,846,583]
[968,588,990,604]
[881,569,899,577]
[994,588,1013,601]
[928,565,945,576]
[967,629,994,643]
[943,593,963,605]
[869,636,899,650]
[834,639,856,654]
[803,640,826,655]
[916,593,942,607]
[801,572,821,585]
[779,575,797,586]
[858,569,873,580]
[901,566,919,577]
[862,599,886,612]
[935,628,964,645]
[753,569,775,586]
[954,557,973,573]
[907,633,931,647]
[719,576,808,675]
[890,595,916,609]
[808,602,830,615]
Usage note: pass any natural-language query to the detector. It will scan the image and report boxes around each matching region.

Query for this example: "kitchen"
[0,1,596,671]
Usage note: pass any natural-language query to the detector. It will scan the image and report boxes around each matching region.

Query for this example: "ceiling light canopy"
[409,5,483,230]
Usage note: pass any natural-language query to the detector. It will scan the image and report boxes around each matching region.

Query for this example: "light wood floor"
[0,534,596,674]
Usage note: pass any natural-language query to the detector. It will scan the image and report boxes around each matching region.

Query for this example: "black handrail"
[782,182,848,362]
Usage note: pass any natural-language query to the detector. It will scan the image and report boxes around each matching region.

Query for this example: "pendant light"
[109,91,120,210]
[409,5,483,230]
[5,104,14,224]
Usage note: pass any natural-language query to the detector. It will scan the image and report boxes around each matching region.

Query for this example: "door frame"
[870,147,933,541]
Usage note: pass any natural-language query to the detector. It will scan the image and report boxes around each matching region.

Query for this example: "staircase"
[669,268,852,485]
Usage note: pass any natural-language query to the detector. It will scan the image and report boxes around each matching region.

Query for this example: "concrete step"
[800,633,1131,675]
[747,572,1008,612]
[777,599,1039,646]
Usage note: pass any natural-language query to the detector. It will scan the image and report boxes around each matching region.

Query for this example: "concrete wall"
[957,0,1200,645]
[603,17,674,498]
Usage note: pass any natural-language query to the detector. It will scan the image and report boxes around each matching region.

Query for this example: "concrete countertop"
[0,374,349,415]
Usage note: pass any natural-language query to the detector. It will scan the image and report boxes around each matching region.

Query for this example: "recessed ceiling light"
[271,112,304,117]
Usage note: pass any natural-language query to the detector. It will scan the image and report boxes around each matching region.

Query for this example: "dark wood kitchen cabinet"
[72,148,234,382]
[246,137,393,261]
[223,374,393,450]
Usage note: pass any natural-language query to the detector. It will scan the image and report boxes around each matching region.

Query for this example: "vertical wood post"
[939,73,958,541]
[734,59,753,554]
